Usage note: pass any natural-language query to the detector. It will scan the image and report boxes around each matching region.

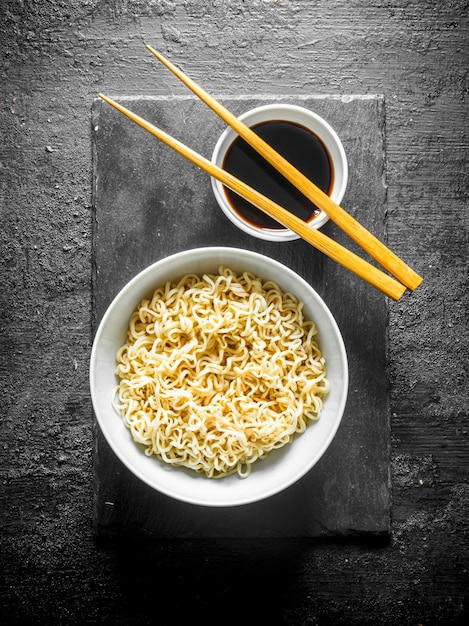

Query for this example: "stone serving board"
[91,94,390,538]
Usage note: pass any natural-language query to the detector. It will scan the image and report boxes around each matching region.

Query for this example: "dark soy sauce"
[222,120,333,229]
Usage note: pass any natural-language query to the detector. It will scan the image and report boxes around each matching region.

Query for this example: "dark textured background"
[1,1,467,624]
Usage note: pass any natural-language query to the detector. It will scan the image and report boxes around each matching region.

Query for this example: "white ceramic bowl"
[90,247,348,507]
[211,104,348,242]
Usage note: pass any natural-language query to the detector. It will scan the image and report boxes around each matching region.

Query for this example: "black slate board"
[91,95,390,538]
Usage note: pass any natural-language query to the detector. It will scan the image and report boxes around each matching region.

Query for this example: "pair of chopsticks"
[98,45,423,301]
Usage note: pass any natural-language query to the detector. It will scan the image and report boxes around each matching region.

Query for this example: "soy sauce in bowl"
[222,120,334,230]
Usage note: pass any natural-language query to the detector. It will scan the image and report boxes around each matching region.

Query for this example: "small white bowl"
[211,104,348,242]
[90,247,348,507]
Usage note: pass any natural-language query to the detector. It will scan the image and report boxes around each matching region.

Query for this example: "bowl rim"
[211,103,349,242]
[90,246,349,507]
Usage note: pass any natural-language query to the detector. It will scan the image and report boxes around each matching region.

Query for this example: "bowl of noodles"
[90,247,348,507]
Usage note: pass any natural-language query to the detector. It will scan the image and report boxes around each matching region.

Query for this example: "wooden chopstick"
[98,93,406,301]
[146,45,423,293]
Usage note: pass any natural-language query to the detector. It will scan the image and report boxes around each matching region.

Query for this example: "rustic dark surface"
[92,94,391,538]
[1,0,468,624]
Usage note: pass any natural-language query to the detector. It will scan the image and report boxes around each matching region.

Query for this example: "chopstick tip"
[146,44,161,58]
[394,286,408,301]
[411,274,424,291]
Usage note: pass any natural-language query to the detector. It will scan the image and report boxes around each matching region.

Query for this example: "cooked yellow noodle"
[114,266,329,478]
